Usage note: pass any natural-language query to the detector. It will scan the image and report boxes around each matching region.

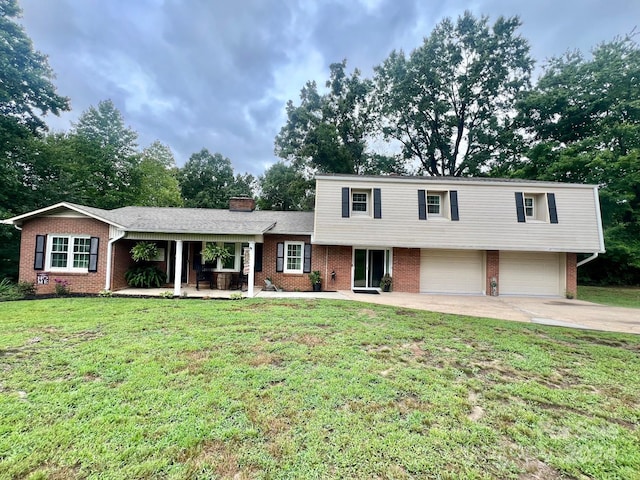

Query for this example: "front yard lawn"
[578,285,640,309]
[1,298,639,479]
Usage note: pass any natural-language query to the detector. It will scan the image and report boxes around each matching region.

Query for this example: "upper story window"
[516,192,558,224]
[418,190,458,221]
[427,194,442,215]
[47,235,91,271]
[352,191,369,213]
[342,187,382,219]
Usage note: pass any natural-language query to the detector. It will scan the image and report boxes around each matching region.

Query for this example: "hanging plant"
[130,241,159,263]
[201,243,232,264]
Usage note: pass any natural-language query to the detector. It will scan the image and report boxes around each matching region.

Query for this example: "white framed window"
[46,235,91,272]
[427,194,441,215]
[284,241,304,273]
[202,242,242,271]
[352,191,369,213]
[524,196,534,218]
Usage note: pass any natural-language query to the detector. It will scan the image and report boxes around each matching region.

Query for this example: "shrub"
[159,290,175,298]
[0,278,22,301]
[130,242,159,263]
[16,281,36,297]
[54,278,71,296]
[98,289,113,297]
[125,266,167,288]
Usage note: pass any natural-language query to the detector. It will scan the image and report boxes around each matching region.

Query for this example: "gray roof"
[75,204,314,235]
[2,202,314,235]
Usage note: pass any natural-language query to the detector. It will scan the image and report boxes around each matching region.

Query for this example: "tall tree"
[0,0,69,132]
[372,11,532,176]
[275,60,384,174]
[71,100,141,208]
[135,141,183,207]
[178,149,235,208]
[257,162,314,211]
[506,35,640,284]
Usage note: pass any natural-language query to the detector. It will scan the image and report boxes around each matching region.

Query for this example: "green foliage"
[159,290,175,299]
[135,141,183,207]
[98,289,113,298]
[178,149,236,208]
[257,161,314,211]
[276,60,393,175]
[0,298,639,478]
[308,270,322,285]
[372,11,532,176]
[200,243,232,264]
[124,266,167,288]
[507,35,640,284]
[0,278,21,301]
[130,241,159,263]
[53,278,70,296]
[0,0,70,132]
[15,281,35,297]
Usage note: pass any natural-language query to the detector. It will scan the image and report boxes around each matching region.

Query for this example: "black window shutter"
[254,243,263,272]
[515,192,526,223]
[341,187,350,218]
[450,191,459,221]
[88,237,99,272]
[34,234,46,270]
[373,188,382,219]
[276,242,284,272]
[418,190,427,220]
[547,193,559,224]
[303,244,312,273]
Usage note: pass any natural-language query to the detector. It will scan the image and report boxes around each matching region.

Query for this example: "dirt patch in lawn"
[181,440,257,479]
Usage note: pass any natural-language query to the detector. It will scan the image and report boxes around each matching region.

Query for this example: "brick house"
[1,175,605,297]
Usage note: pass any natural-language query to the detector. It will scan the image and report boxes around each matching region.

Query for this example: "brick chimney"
[229,196,256,212]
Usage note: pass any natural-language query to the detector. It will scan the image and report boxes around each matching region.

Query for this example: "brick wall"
[486,250,499,296]
[19,217,110,294]
[566,253,577,298]
[392,248,420,293]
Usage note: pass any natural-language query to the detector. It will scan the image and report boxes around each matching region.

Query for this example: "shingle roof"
[2,202,314,235]
[98,206,314,235]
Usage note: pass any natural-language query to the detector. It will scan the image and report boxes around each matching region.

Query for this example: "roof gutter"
[577,252,598,268]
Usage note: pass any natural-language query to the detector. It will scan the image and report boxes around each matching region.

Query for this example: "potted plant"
[380,273,393,292]
[309,270,322,292]
[201,243,232,264]
[126,242,167,288]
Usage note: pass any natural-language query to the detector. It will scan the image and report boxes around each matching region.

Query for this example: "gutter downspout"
[577,252,598,268]
[105,230,126,291]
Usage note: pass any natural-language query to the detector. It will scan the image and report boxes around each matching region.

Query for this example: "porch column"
[247,241,255,297]
[173,240,183,297]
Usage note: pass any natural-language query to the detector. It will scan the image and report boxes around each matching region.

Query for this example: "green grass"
[1,298,639,479]
[578,285,640,308]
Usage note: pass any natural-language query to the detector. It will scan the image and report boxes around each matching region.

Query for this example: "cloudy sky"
[19,0,639,176]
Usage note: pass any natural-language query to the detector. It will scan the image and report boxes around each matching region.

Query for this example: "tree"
[257,162,314,211]
[135,141,183,207]
[0,0,69,132]
[71,100,141,208]
[275,60,382,174]
[372,11,532,176]
[226,172,256,200]
[178,149,235,208]
[506,35,640,284]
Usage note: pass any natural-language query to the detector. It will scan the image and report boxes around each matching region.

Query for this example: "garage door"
[500,252,563,296]
[420,249,484,294]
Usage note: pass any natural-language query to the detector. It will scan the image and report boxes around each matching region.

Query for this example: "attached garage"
[499,252,564,296]
[420,249,484,294]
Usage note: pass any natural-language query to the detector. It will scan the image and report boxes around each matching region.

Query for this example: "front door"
[353,248,389,289]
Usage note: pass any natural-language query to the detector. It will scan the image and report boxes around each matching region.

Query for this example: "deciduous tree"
[372,11,532,176]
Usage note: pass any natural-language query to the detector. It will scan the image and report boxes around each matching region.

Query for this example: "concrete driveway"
[339,291,640,335]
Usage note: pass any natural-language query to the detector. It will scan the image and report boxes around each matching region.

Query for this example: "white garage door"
[420,249,484,294]
[500,252,563,296]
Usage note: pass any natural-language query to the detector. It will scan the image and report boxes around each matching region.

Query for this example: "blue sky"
[20,0,640,176]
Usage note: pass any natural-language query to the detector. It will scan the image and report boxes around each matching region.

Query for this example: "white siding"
[314,176,603,253]
[420,249,484,294]
[500,252,564,296]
